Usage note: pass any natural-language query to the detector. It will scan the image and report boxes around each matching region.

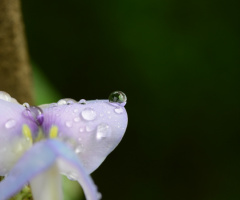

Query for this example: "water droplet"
[23,102,30,108]
[66,99,76,105]
[114,107,124,114]
[75,144,83,154]
[79,99,86,104]
[25,106,44,126]
[73,109,79,113]
[81,108,97,121]
[58,98,76,105]
[96,123,111,140]
[108,91,127,106]
[0,91,11,102]
[79,127,84,132]
[74,117,80,122]
[86,125,94,132]
[5,119,16,129]
[65,121,72,127]
[57,99,67,105]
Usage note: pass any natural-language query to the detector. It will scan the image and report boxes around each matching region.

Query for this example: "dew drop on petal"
[86,125,94,132]
[75,144,83,154]
[0,91,11,102]
[114,106,124,114]
[65,121,72,127]
[5,119,16,129]
[79,127,84,132]
[108,91,127,106]
[96,123,111,140]
[57,99,67,105]
[79,99,86,104]
[66,99,77,105]
[73,109,79,113]
[74,117,80,122]
[23,102,30,108]
[81,108,97,121]
[26,106,44,126]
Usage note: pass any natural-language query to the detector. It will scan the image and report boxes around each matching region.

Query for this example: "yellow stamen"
[22,124,33,143]
[49,126,58,138]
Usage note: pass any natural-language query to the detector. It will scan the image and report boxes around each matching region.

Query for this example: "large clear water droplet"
[96,123,111,140]
[23,106,44,126]
[81,108,97,121]
[5,119,16,129]
[114,106,124,114]
[108,91,127,106]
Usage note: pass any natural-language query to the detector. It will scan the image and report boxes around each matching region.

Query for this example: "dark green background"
[22,0,240,199]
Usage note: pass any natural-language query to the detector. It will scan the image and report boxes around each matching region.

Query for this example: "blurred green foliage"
[23,0,240,199]
[32,64,61,105]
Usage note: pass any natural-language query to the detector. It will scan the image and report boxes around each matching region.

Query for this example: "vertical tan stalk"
[0,0,33,104]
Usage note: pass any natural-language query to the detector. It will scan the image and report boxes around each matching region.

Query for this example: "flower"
[0,91,128,200]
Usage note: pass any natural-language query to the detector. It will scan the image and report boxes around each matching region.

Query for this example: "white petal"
[30,163,63,200]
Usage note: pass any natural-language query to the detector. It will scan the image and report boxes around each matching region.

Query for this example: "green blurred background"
[22,0,240,199]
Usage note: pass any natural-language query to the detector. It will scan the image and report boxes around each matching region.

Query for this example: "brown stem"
[0,0,33,104]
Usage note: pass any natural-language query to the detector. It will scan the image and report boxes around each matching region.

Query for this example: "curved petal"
[41,100,128,173]
[0,139,99,200]
[0,141,56,200]
[48,139,100,200]
[0,99,39,175]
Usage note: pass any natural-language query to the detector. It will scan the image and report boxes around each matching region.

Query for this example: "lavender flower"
[0,91,128,200]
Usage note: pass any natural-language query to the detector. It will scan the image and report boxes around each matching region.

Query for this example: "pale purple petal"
[0,141,56,200]
[0,99,39,175]
[0,139,99,200]
[41,100,128,173]
[48,139,99,200]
